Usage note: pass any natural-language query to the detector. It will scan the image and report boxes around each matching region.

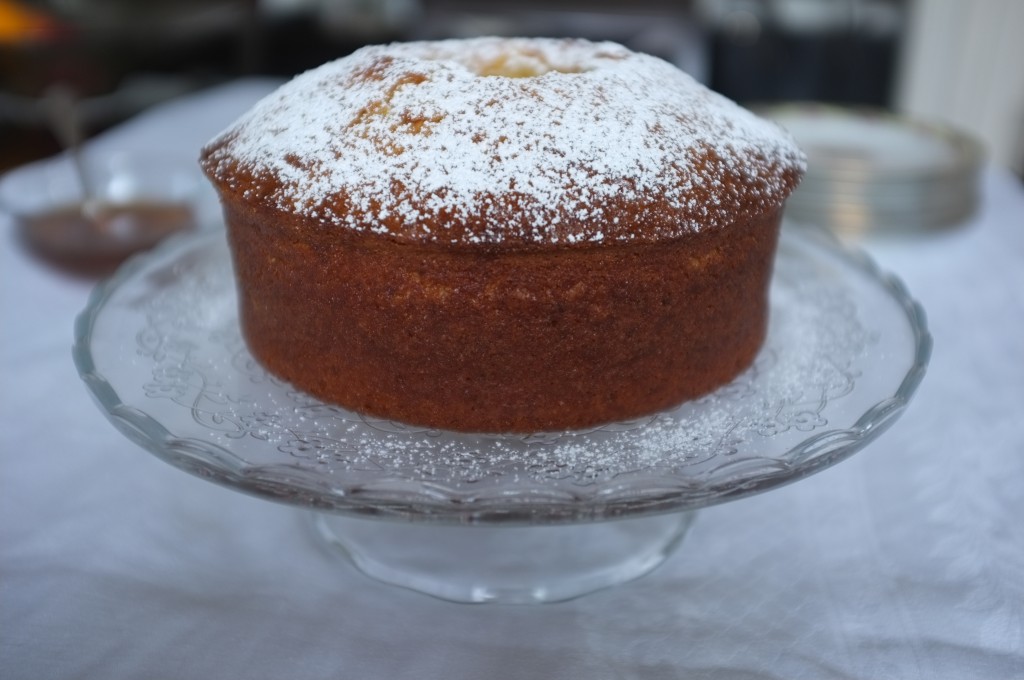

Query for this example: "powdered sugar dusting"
[201,37,805,246]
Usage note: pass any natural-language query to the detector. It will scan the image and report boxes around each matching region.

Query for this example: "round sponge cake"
[200,37,805,432]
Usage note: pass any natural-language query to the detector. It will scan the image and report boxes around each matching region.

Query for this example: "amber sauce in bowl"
[19,200,196,277]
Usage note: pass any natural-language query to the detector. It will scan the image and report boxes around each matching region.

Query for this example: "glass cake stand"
[73,224,930,603]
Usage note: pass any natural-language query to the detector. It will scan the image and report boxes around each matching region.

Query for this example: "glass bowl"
[1,149,203,276]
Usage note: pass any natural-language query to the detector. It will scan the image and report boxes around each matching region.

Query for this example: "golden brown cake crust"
[201,37,804,432]
[223,199,783,432]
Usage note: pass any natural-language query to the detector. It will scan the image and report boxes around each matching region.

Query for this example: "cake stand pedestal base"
[312,511,697,604]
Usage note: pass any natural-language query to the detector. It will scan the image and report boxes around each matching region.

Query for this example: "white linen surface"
[2,80,1023,680]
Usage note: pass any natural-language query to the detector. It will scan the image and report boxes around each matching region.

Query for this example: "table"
[3,80,1023,679]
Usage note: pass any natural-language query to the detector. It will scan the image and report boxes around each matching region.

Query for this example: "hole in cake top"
[464,51,590,78]
[405,41,620,79]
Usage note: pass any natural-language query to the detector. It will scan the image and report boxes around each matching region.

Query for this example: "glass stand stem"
[312,511,697,604]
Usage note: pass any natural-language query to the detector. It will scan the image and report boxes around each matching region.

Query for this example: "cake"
[200,37,805,433]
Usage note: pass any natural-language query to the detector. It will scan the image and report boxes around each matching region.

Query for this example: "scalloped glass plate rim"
[73,224,931,524]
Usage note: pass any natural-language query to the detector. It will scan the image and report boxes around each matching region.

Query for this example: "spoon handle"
[43,83,96,206]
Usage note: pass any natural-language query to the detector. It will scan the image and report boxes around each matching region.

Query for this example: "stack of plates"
[760,104,984,239]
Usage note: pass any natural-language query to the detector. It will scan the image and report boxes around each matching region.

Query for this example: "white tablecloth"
[3,81,1023,679]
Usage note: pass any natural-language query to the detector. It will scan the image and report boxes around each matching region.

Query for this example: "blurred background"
[1,0,1022,178]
